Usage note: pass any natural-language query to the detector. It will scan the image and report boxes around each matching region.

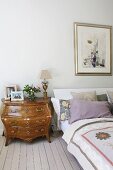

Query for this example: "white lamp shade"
[40,70,52,79]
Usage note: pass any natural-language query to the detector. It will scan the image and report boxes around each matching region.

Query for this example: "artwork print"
[74,23,112,75]
[82,30,105,68]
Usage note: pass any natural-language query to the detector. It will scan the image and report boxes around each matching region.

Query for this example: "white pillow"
[51,91,97,117]
[71,91,97,101]
[51,98,60,117]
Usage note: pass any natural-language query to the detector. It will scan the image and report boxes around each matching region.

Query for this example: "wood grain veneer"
[1,98,52,146]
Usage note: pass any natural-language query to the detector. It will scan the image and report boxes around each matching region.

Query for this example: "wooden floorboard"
[55,138,73,170]
[0,137,5,153]
[50,138,65,170]
[59,137,82,170]
[39,141,50,170]
[43,140,57,170]
[3,142,15,170]
[0,135,83,170]
[0,138,8,170]
[18,142,27,170]
[11,141,20,170]
[33,140,42,170]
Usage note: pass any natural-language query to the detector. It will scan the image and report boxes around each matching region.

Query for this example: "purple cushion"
[69,99,112,124]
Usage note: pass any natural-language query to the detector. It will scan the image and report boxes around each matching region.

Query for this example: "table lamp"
[40,70,52,98]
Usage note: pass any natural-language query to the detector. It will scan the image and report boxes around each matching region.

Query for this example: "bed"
[51,88,113,170]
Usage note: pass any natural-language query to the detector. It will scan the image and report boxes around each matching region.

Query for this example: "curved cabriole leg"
[2,131,4,136]
[46,133,51,143]
[5,137,10,146]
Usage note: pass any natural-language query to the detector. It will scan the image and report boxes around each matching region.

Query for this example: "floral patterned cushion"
[60,100,70,121]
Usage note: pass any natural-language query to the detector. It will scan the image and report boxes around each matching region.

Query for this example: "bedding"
[52,88,113,132]
[62,118,113,170]
[52,88,113,169]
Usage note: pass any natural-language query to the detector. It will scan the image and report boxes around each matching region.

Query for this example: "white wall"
[0,0,113,135]
[0,0,113,98]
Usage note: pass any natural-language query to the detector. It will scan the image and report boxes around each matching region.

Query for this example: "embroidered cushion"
[51,98,70,121]
[59,100,70,121]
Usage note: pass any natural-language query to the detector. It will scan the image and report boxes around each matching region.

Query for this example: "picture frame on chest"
[4,85,17,100]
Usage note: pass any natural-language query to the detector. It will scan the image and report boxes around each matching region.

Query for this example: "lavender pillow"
[69,99,112,124]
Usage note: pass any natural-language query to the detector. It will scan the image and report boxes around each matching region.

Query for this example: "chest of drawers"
[1,98,52,146]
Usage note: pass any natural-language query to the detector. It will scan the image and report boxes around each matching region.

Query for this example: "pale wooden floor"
[0,134,83,170]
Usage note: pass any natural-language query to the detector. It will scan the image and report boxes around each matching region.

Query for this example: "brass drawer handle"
[40,128,44,132]
[36,108,44,112]
[10,121,17,125]
[36,119,45,123]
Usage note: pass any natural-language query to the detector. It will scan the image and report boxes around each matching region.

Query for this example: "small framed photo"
[5,85,17,100]
[11,91,24,101]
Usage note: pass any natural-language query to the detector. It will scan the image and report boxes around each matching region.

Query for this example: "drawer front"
[17,126,46,138]
[4,106,22,117]
[23,105,49,117]
[6,125,48,139]
[21,118,50,128]
[3,117,50,128]
[4,104,50,117]
[3,118,19,127]
[7,127,18,137]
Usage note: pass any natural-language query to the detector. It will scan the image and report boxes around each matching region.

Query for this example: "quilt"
[62,118,113,170]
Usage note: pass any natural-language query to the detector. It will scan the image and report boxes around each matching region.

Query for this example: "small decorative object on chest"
[1,98,52,146]
[23,84,41,101]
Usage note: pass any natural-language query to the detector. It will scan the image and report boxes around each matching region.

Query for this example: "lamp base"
[43,91,47,98]
[42,81,48,98]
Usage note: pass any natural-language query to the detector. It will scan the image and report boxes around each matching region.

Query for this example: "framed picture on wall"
[11,91,24,101]
[74,22,112,75]
[4,85,17,100]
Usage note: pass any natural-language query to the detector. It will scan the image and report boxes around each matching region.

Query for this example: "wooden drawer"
[3,117,50,128]
[4,104,50,117]
[17,126,46,137]
[6,125,47,139]
[7,127,18,137]
[4,106,22,117]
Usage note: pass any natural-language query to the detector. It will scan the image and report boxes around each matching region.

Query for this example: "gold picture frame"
[74,22,112,75]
